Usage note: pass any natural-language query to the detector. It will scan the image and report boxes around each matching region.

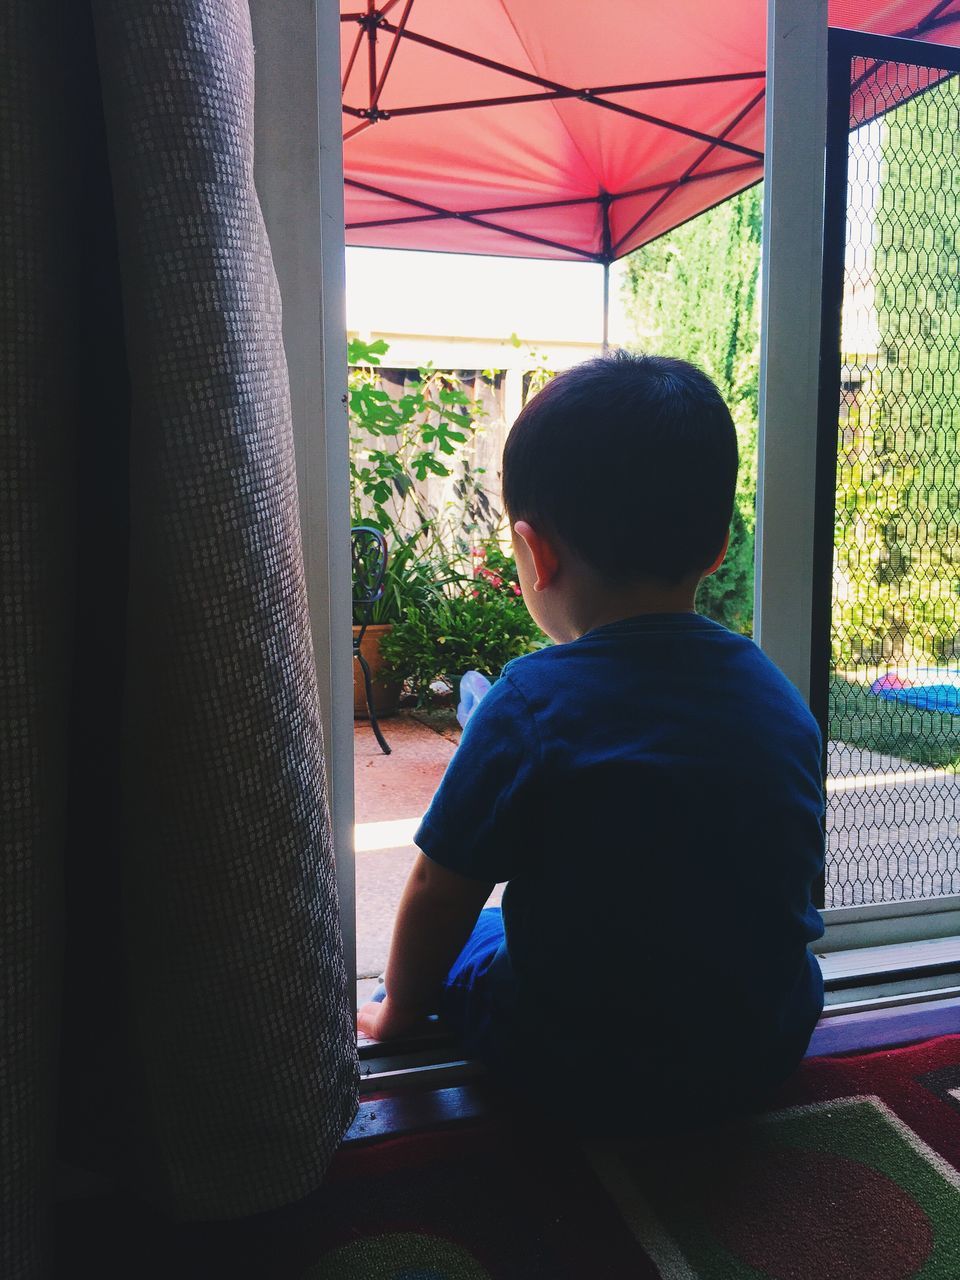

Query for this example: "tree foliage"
[620,185,762,634]
[834,81,960,666]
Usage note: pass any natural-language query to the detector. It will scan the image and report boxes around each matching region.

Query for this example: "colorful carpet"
[307,1034,960,1279]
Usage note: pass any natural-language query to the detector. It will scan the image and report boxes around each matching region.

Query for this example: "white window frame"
[756,0,960,954]
[249,0,358,1001]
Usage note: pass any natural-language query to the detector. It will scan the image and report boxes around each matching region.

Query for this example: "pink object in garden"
[871,673,911,693]
[340,1,960,264]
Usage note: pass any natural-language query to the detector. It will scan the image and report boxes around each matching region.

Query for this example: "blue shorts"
[440,907,518,1061]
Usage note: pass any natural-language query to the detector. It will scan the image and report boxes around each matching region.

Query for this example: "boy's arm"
[359,672,535,1041]
[357,852,494,1041]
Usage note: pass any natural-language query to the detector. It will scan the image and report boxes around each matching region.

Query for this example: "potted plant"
[351,529,446,718]
[348,338,484,715]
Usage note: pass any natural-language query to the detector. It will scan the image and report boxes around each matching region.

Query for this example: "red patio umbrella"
[340,0,960,269]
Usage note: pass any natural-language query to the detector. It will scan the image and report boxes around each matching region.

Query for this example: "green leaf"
[348,336,389,366]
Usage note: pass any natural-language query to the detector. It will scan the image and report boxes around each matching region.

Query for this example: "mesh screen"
[827,56,960,907]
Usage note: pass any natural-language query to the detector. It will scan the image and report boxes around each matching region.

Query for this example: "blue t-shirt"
[415,613,825,1116]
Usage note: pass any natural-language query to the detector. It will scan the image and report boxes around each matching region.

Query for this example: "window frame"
[757,12,960,955]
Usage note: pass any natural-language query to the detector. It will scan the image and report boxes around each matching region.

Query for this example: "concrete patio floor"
[354,711,502,1001]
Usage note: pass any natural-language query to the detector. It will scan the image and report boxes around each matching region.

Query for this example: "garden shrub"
[379,545,546,702]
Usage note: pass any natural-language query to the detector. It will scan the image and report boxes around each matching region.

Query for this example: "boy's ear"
[513,520,560,591]
[702,529,730,578]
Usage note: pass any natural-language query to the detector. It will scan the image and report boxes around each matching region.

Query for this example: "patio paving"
[825,743,960,908]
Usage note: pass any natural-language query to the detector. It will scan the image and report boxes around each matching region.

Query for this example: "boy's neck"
[559,572,701,642]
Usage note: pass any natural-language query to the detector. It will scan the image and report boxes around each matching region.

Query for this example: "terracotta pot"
[353,623,403,719]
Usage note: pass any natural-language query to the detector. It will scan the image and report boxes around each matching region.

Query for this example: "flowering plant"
[471,542,522,597]
[379,538,546,703]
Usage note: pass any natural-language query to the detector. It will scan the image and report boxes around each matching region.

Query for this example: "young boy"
[358,351,825,1135]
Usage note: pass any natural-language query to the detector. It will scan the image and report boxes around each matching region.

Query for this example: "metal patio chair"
[352,524,391,755]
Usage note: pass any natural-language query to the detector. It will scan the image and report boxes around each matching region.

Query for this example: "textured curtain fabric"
[1,2,358,1274]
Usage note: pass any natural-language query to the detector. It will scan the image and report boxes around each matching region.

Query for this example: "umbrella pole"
[602,260,610,354]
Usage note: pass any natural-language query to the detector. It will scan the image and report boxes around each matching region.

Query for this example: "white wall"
[346,246,629,362]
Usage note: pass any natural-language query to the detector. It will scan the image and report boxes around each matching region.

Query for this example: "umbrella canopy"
[340,0,960,263]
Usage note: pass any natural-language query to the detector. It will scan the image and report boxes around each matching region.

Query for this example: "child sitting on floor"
[358,350,825,1135]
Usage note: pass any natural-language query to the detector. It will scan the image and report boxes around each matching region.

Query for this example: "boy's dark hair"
[502,350,739,585]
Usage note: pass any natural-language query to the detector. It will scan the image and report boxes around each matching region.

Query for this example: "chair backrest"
[351,525,388,628]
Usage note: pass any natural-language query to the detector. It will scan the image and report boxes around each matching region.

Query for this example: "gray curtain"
[0,2,358,1275]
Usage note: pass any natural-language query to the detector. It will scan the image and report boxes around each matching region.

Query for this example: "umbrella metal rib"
[371,0,414,107]
[345,74,765,122]
[848,0,960,94]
